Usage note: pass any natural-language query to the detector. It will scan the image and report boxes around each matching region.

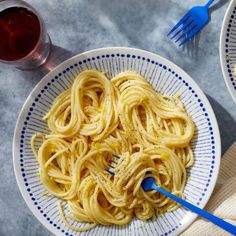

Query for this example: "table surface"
[0,0,235,235]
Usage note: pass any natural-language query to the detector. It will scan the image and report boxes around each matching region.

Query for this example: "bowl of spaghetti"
[13,47,221,236]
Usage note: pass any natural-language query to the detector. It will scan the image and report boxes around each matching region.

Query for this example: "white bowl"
[220,0,236,103]
[13,47,221,236]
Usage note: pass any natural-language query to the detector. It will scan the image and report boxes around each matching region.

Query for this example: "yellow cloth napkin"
[181,142,236,236]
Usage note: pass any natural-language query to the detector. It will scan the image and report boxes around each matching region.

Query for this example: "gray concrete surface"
[0,0,235,235]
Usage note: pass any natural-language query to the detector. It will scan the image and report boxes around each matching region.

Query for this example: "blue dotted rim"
[19,53,216,236]
[224,6,236,91]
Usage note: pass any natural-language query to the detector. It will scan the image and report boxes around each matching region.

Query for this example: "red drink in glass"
[0,7,40,61]
[0,0,51,69]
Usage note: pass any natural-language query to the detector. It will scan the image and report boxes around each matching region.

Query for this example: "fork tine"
[171,18,194,39]
[110,160,118,165]
[105,154,122,176]
[104,168,115,176]
[175,24,197,43]
[179,26,201,46]
[112,154,121,159]
[108,164,115,169]
[167,12,191,36]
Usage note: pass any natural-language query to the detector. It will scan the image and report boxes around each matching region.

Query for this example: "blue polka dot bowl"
[13,47,221,236]
[220,0,236,103]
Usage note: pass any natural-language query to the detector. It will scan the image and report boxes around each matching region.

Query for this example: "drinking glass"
[0,0,51,69]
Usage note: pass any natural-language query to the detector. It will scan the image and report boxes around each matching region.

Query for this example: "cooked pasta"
[31,70,195,231]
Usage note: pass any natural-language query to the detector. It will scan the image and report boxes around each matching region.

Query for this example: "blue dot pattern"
[224,6,236,91]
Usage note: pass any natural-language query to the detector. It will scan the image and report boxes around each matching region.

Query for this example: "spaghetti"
[31,70,195,231]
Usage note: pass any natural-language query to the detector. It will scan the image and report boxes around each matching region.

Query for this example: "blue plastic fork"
[142,177,236,235]
[105,154,236,235]
[168,0,215,46]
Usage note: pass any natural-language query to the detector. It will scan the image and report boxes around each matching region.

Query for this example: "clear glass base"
[16,34,52,70]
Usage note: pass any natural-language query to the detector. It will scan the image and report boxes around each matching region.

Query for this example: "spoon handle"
[153,184,236,235]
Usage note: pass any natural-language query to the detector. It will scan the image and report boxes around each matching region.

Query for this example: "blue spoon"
[142,177,236,235]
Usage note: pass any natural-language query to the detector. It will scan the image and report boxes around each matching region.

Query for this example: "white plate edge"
[219,0,236,103]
